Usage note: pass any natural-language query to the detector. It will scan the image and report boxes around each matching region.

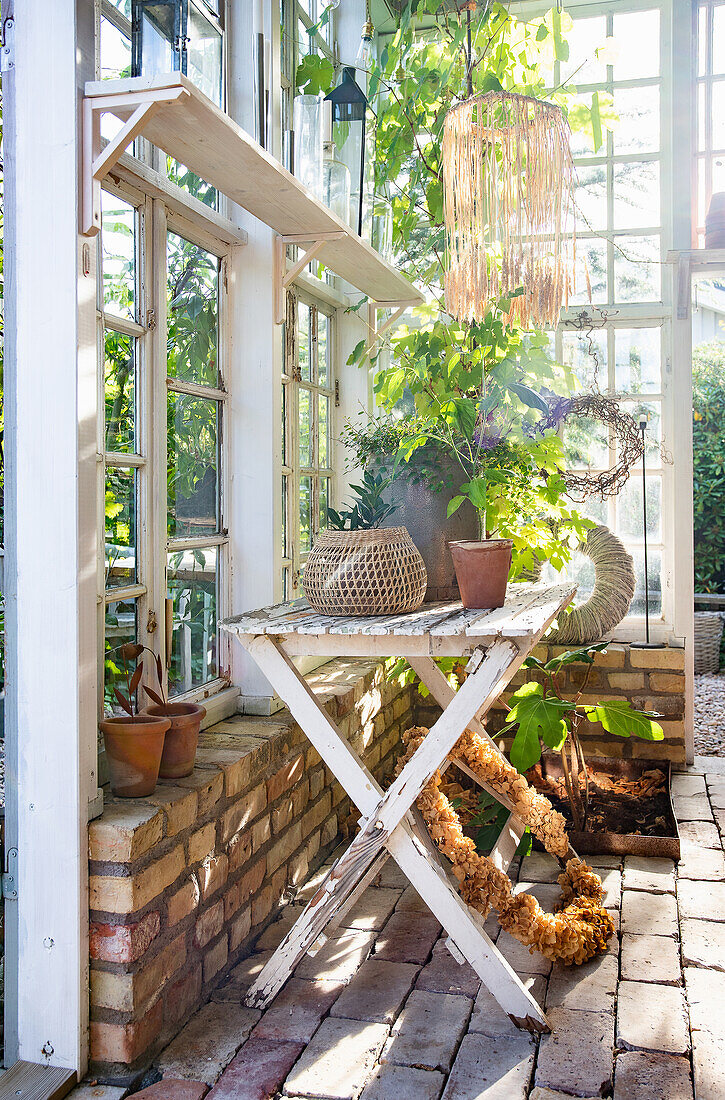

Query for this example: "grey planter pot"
[383,474,479,599]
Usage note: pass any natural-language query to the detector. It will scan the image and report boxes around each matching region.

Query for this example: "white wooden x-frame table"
[221,581,576,1033]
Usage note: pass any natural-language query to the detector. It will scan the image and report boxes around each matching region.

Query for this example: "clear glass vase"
[323,147,351,225]
[293,95,324,199]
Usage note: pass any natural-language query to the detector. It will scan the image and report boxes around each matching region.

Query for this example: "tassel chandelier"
[442,88,576,329]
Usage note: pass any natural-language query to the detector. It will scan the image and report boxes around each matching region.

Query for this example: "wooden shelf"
[83,73,423,310]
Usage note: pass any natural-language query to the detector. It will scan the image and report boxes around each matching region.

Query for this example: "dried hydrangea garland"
[397,727,615,965]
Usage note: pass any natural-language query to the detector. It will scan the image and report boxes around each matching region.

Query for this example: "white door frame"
[3,0,94,1073]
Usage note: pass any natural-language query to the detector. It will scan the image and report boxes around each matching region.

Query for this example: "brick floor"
[121,757,725,1100]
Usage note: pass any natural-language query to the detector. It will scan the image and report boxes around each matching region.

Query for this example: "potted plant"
[384,322,590,608]
[501,643,677,855]
[140,648,206,780]
[303,470,427,616]
[100,644,170,798]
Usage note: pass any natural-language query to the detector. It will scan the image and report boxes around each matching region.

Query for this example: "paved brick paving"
[70,757,725,1100]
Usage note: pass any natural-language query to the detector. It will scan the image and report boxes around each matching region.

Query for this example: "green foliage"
[296,53,335,96]
[503,644,664,824]
[327,469,398,530]
[692,340,725,592]
[367,2,615,296]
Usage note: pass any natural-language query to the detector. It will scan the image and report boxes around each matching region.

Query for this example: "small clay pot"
[100,714,170,798]
[448,539,513,609]
[144,702,206,779]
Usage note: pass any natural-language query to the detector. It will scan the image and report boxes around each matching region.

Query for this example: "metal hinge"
[146,307,157,330]
[1,18,14,73]
[2,848,18,901]
[334,379,340,408]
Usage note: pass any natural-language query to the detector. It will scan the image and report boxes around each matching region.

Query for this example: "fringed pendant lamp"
[443,89,576,329]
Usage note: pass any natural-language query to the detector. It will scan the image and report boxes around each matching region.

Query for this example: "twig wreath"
[397,727,615,966]
[543,393,644,501]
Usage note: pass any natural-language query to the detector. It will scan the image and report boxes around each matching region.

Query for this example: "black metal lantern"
[131,0,223,107]
[325,67,368,237]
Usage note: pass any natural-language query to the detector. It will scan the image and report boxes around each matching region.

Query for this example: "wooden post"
[3,0,91,1073]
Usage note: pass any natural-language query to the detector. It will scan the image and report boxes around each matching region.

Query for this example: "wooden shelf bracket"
[82,85,189,236]
[273,232,346,323]
[366,298,421,354]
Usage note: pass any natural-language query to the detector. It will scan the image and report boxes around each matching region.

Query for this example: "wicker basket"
[303,527,427,616]
[694,611,724,674]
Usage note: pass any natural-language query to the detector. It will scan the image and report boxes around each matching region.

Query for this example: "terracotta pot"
[144,701,206,779]
[100,714,170,798]
[448,539,513,609]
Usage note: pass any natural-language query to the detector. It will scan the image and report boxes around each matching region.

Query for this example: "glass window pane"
[105,330,136,453]
[105,467,136,589]
[318,312,329,386]
[619,399,662,463]
[102,192,136,320]
[318,394,329,467]
[614,235,660,303]
[282,475,289,557]
[628,547,662,616]
[188,3,223,106]
[167,232,219,386]
[299,388,312,467]
[571,238,608,305]
[714,7,725,75]
[104,599,137,715]
[617,474,662,541]
[167,393,219,538]
[712,81,725,149]
[561,329,607,392]
[613,86,660,155]
[167,158,219,209]
[563,16,608,86]
[319,476,330,531]
[613,161,660,230]
[298,302,311,382]
[574,164,607,233]
[577,494,608,526]
[167,547,218,694]
[613,10,660,81]
[100,15,132,81]
[108,0,131,16]
[299,476,312,553]
[282,382,288,466]
[563,415,610,469]
[615,329,661,393]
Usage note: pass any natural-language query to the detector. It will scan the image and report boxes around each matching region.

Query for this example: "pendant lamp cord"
[466,6,473,98]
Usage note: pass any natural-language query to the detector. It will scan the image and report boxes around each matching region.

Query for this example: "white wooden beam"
[4,0,91,1073]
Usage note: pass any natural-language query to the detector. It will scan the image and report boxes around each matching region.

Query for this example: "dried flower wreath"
[397,726,615,965]
[543,393,644,501]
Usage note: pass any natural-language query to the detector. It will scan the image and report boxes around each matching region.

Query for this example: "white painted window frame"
[282,287,338,600]
[98,175,235,718]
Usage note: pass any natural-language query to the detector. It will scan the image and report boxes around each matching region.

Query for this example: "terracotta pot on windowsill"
[143,701,206,779]
[448,539,513,609]
[100,714,170,798]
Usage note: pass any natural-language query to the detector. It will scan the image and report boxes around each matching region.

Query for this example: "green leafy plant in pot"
[388,318,590,609]
[503,643,664,831]
[303,471,427,616]
[100,644,171,798]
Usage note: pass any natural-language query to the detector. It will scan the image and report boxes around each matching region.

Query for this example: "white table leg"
[238,631,548,1029]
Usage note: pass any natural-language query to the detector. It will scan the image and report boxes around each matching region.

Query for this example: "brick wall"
[88,658,414,1083]
[417,642,687,765]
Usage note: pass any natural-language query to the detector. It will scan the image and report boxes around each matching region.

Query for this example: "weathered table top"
[221,581,576,656]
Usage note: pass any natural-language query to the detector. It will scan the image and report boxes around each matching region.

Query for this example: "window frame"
[98,178,233,721]
[281,288,337,599]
